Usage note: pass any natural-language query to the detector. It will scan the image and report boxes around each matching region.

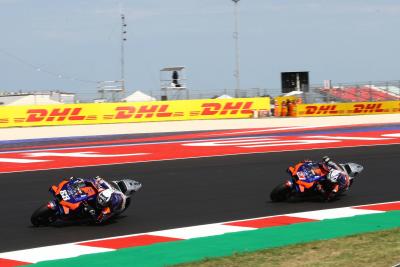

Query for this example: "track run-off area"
[0,119,399,266]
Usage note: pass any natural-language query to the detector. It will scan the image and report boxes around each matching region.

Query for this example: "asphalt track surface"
[0,141,399,253]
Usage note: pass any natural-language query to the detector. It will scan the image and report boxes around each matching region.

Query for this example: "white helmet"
[327,169,342,183]
[97,189,112,207]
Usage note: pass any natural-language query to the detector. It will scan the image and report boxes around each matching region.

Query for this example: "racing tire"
[31,205,57,226]
[270,183,292,202]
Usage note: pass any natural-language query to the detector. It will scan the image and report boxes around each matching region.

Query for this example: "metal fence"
[137,80,400,104]
[301,80,400,104]
[2,80,399,104]
[142,88,277,101]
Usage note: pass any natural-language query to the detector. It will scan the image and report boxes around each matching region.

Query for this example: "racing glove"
[88,208,96,217]
[95,211,112,224]
[322,184,339,201]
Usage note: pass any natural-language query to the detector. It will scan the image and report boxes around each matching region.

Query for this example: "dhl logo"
[351,103,384,113]
[26,108,85,122]
[115,102,254,118]
[25,105,174,122]
[304,103,388,115]
[13,100,258,124]
[305,105,338,115]
[200,102,254,115]
[114,105,172,119]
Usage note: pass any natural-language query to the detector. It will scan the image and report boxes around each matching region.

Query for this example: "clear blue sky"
[0,0,399,100]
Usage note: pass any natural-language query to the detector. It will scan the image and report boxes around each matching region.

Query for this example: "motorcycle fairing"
[288,161,328,193]
[49,180,98,213]
[290,162,327,181]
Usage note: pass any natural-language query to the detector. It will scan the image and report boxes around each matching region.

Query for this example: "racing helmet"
[326,170,342,183]
[97,189,113,207]
[327,169,344,184]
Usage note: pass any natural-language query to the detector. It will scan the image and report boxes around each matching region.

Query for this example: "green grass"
[174,227,400,267]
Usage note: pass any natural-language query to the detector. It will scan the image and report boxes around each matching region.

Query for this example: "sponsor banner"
[296,101,400,117]
[0,97,270,128]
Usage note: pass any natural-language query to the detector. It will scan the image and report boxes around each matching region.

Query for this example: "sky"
[0,0,399,100]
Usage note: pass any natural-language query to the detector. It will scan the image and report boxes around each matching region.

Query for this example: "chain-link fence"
[1,80,399,104]
[142,87,277,101]
[300,80,400,104]
[137,80,400,104]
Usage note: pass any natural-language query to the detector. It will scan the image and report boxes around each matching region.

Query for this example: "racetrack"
[0,143,399,253]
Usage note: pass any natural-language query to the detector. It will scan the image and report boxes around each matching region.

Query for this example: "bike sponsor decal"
[59,190,70,201]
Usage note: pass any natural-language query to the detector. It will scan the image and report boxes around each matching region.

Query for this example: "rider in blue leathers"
[288,156,350,200]
[69,176,127,223]
[318,156,350,200]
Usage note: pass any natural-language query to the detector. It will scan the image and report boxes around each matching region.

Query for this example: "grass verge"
[174,227,400,267]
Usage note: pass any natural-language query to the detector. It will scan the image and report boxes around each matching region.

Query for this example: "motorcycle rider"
[69,176,127,223]
[317,156,350,200]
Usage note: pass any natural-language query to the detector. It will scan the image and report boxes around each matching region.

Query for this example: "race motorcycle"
[270,160,363,202]
[31,178,142,226]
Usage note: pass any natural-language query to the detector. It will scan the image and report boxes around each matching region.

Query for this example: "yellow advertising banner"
[0,97,270,128]
[296,101,400,117]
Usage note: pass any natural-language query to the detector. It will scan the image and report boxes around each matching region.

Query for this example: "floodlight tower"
[120,13,127,95]
[232,0,241,97]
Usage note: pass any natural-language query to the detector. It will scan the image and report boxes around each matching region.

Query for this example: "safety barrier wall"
[296,100,400,117]
[0,97,270,128]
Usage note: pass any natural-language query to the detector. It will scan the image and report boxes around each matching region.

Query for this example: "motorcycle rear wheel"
[270,183,292,202]
[31,205,57,226]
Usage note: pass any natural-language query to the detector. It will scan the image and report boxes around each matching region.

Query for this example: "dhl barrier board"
[0,97,270,128]
[296,101,400,117]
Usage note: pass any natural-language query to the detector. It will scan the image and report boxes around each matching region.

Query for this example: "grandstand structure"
[320,85,400,102]
[0,91,75,106]
[0,80,398,104]
[300,81,400,104]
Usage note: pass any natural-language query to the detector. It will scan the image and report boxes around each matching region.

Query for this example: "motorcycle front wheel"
[270,183,293,202]
[31,205,57,226]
